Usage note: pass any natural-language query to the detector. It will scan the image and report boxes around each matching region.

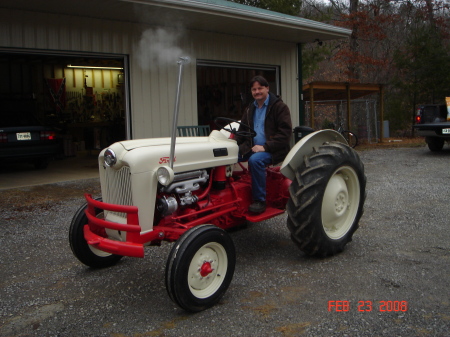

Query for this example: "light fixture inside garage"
[67,64,123,70]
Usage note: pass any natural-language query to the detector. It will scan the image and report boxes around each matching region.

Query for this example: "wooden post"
[379,85,384,142]
[346,83,351,131]
[310,85,315,129]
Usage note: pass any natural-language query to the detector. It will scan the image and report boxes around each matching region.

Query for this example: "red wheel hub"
[199,261,213,277]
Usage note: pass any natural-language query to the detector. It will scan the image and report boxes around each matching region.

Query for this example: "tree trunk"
[424,0,435,28]
[348,0,360,81]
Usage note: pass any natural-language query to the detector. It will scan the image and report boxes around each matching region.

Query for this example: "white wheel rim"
[321,166,360,240]
[187,242,228,299]
[89,245,112,257]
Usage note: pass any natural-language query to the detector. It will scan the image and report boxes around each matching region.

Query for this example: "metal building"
[0,0,350,153]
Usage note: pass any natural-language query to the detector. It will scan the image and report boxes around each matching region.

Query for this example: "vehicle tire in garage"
[33,158,49,169]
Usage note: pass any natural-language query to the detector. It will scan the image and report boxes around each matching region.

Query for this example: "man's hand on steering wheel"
[214,117,257,138]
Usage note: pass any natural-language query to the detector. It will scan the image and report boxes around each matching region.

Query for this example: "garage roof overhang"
[303,82,385,139]
[0,0,351,44]
[303,82,383,103]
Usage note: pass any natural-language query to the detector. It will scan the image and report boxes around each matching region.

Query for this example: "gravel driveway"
[1,145,449,336]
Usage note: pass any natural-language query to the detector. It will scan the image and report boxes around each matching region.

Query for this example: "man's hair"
[250,76,269,88]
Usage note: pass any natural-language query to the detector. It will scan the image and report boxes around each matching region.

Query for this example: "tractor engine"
[154,164,291,229]
[157,168,210,214]
[154,165,248,228]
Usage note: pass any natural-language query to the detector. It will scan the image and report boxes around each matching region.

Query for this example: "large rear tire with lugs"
[286,142,366,257]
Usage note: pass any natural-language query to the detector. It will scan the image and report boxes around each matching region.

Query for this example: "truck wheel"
[425,137,444,152]
[69,198,123,268]
[165,225,236,312]
[286,142,366,257]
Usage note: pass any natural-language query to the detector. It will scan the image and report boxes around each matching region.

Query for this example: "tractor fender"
[280,129,347,181]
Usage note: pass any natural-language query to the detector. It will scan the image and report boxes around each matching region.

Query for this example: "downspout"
[297,43,305,126]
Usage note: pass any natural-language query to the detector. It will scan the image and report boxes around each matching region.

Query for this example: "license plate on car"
[443,128,450,134]
[16,132,31,140]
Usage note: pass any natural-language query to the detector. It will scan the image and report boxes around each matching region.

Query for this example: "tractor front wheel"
[165,225,236,312]
[287,142,366,257]
[69,198,123,268]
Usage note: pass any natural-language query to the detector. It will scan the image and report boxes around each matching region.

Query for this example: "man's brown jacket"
[236,92,292,165]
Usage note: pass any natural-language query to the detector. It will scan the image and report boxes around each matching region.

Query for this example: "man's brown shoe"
[249,201,266,214]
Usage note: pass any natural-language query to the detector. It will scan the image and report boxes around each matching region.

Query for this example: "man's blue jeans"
[239,151,272,202]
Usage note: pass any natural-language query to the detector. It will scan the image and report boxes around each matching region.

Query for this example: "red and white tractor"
[69,58,366,312]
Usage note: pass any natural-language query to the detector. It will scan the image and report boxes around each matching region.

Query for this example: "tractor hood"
[118,135,209,151]
[100,130,239,174]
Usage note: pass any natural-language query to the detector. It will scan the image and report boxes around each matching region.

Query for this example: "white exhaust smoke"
[136,27,187,70]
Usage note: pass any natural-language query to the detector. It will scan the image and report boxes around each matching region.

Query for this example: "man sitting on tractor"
[235,76,292,214]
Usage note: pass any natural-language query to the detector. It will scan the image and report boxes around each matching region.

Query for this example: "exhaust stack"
[169,56,191,169]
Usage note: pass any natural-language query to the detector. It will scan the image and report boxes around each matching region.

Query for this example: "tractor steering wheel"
[214,117,257,138]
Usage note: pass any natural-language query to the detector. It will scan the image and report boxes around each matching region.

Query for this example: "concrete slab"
[0,153,99,190]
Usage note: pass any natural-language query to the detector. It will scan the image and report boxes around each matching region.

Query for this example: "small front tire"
[165,225,236,312]
[69,198,123,268]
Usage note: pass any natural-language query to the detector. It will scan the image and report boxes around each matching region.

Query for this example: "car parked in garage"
[0,111,62,169]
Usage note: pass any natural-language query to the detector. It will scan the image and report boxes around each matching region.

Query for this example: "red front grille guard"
[84,194,185,258]
[84,166,289,258]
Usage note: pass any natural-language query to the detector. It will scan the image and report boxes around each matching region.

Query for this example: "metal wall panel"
[0,8,299,139]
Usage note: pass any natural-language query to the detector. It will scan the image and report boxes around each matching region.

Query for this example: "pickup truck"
[414,104,450,151]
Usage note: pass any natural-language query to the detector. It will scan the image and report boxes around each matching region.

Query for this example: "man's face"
[251,82,269,104]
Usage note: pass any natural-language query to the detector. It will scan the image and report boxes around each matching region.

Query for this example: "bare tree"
[348,0,360,80]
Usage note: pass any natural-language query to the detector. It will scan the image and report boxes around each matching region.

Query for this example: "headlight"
[157,166,175,186]
[104,148,117,167]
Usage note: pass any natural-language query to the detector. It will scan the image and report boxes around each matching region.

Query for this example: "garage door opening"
[0,50,130,170]
[196,61,280,129]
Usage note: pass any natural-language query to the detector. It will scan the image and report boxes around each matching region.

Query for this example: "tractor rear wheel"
[69,198,123,268]
[165,225,236,312]
[287,142,366,257]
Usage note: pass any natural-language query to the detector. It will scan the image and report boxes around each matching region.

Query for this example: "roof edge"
[122,0,352,39]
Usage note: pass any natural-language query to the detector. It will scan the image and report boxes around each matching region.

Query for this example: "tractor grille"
[103,166,133,220]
